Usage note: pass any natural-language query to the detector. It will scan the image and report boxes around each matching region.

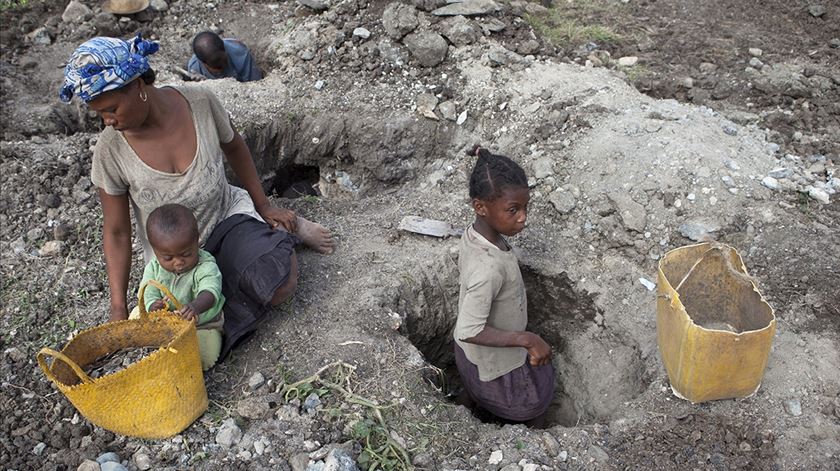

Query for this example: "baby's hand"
[524,333,552,366]
[176,303,199,322]
[149,300,167,312]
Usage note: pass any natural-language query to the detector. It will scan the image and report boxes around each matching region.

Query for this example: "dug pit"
[396,254,650,427]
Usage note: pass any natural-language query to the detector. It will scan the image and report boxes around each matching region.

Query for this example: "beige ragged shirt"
[91,85,261,263]
[454,225,528,381]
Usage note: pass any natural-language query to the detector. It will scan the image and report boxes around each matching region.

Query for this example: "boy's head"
[192,31,228,74]
[147,204,200,275]
[467,145,530,237]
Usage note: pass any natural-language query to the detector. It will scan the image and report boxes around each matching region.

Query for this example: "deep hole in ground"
[269,164,321,199]
[396,255,650,428]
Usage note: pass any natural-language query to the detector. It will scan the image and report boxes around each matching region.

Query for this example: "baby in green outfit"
[135,203,225,370]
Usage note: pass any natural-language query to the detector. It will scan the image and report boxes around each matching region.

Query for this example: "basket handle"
[138,279,183,319]
[37,348,93,386]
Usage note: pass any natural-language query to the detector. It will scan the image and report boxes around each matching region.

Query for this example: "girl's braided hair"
[467,144,528,200]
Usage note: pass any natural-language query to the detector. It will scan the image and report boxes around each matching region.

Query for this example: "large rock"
[432,0,500,16]
[439,15,479,46]
[382,2,419,40]
[62,0,92,23]
[403,31,448,67]
[92,12,120,36]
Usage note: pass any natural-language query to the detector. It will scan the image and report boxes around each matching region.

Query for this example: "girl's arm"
[462,327,552,366]
[220,129,297,232]
[99,189,132,322]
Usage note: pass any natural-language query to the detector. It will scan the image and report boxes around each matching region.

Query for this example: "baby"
[136,203,225,370]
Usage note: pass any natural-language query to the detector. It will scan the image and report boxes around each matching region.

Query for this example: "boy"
[135,204,225,370]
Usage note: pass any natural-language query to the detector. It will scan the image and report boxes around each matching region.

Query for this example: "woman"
[60,34,334,358]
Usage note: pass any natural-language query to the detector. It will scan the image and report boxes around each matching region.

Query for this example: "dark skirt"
[205,214,300,359]
[454,343,555,422]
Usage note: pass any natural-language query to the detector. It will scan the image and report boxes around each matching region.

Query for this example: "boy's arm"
[190,256,224,324]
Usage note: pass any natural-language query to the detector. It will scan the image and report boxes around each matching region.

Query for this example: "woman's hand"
[523,332,552,366]
[256,202,297,233]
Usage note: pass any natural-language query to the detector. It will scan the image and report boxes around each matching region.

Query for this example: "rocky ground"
[1,0,838,470]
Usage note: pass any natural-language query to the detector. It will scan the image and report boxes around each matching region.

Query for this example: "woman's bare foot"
[296,216,335,254]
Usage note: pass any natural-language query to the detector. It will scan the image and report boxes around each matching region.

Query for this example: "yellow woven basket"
[656,243,776,403]
[37,280,208,439]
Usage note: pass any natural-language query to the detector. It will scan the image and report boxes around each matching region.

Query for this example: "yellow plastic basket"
[656,243,776,403]
[37,280,208,438]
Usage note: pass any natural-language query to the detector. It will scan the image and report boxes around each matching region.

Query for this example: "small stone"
[499,465,520,471]
[608,193,647,232]
[304,392,322,412]
[680,77,694,88]
[549,190,576,214]
[558,450,568,462]
[808,5,826,17]
[679,218,721,241]
[722,124,738,136]
[748,47,763,57]
[432,0,500,16]
[531,157,554,179]
[438,101,457,121]
[149,0,169,12]
[26,27,52,46]
[806,186,830,204]
[216,418,243,448]
[739,442,752,452]
[831,38,840,48]
[133,453,152,471]
[403,31,448,67]
[456,110,468,125]
[382,2,418,40]
[77,460,101,471]
[783,398,802,416]
[254,440,266,455]
[488,450,503,465]
[314,80,326,90]
[33,442,47,456]
[62,0,92,23]
[768,167,793,179]
[352,27,371,39]
[97,452,120,464]
[439,15,479,46]
[53,223,74,241]
[416,93,439,120]
[290,452,310,471]
[237,397,271,419]
[699,62,717,74]
[297,0,329,11]
[761,176,782,191]
[749,57,764,69]
[412,452,433,468]
[248,372,265,390]
[617,56,639,67]
[100,463,128,471]
[639,278,656,291]
[324,448,360,471]
[588,445,609,462]
[4,347,26,362]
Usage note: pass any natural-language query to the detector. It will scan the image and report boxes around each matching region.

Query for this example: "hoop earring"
[139,90,148,102]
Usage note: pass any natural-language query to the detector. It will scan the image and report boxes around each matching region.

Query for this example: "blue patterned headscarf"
[59,33,159,103]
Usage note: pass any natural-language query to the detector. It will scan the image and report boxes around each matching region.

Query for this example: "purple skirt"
[455,343,555,422]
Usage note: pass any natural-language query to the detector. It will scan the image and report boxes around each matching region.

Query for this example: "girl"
[453,145,555,425]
